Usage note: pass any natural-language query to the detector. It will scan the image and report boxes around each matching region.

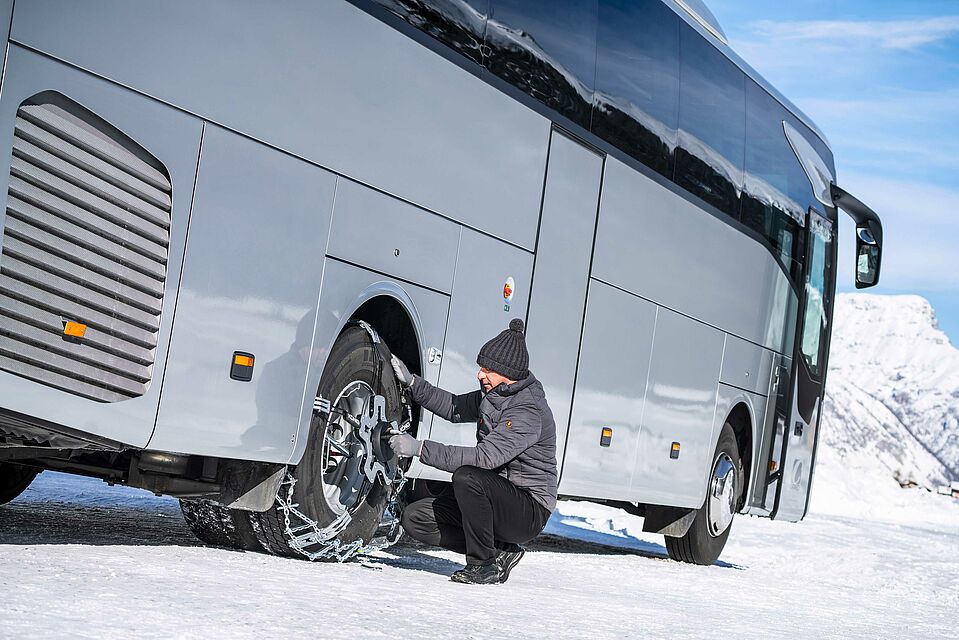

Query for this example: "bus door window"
[800,213,834,378]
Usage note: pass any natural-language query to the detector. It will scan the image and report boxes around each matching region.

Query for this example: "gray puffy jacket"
[411,372,558,512]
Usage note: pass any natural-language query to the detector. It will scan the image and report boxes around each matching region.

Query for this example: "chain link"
[275,387,410,563]
[274,468,407,562]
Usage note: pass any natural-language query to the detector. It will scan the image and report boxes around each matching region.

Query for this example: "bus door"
[772,209,836,521]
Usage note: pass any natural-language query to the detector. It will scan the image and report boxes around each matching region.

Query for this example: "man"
[388,318,557,585]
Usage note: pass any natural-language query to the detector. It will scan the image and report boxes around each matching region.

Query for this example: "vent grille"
[0,95,172,403]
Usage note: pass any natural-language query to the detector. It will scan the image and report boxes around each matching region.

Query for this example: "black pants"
[401,466,551,565]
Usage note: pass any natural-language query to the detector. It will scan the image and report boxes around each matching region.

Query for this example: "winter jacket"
[411,372,558,512]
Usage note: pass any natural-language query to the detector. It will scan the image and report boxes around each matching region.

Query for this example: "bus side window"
[675,22,745,218]
[592,0,680,179]
[484,0,597,130]
[370,0,491,66]
[742,80,815,284]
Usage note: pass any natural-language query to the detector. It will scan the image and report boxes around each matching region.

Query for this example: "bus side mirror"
[828,183,883,290]
[855,224,881,289]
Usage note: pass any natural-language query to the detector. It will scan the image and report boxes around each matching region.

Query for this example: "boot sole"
[498,549,525,583]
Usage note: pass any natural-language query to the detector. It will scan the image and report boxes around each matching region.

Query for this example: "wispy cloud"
[752,16,959,50]
[798,90,959,176]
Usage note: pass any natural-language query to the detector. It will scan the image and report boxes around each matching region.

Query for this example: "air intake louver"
[0,94,172,402]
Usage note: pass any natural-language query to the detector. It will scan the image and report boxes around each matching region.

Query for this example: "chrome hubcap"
[707,452,736,537]
[320,380,373,516]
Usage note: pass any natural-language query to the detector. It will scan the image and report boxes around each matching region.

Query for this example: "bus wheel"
[665,422,743,565]
[179,499,263,551]
[0,463,40,506]
[252,324,402,559]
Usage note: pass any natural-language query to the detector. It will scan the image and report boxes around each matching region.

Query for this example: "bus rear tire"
[179,499,263,552]
[252,324,402,559]
[665,422,743,565]
[0,463,40,506]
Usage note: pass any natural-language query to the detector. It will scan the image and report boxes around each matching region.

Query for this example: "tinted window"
[592,0,680,178]
[371,0,490,65]
[485,0,597,128]
[800,214,834,378]
[675,24,745,217]
[742,81,816,282]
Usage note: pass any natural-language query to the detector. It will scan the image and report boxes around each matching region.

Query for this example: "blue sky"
[708,1,959,345]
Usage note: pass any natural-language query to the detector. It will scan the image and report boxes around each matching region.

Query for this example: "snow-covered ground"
[2,470,957,639]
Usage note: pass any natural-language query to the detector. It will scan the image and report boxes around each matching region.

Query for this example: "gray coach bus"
[0,0,883,565]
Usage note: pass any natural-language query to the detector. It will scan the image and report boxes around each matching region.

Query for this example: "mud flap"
[643,504,698,537]
[220,460,287,511]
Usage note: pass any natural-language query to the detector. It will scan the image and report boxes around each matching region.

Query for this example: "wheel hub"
[320,381,372,516]
[706,452,736,537]
[319,381,399,516]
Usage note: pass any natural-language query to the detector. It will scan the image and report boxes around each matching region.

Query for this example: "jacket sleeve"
[409,375,482,424]
[419,403,542,472]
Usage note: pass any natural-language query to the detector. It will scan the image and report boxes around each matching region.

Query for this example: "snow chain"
[275,467,408,562]
[275,320,411,563]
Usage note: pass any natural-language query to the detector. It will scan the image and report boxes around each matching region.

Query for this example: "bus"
[0,0,883,565]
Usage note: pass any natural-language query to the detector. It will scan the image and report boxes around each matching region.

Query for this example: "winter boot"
[450,562,502,584]
[496,543,526,583]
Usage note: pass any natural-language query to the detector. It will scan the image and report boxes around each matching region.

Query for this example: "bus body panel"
[631,307,725,507]
[149,125,336,461]
[0,46,202,447]
[288,258,452,467]
[10,0,550,252]
[416,228,534,482]
[0,0,11,66]
[720,333,774,396]
[593,157,798,355]
[526,130,604,473]
[559,280,657,501]
[328,179,461,295]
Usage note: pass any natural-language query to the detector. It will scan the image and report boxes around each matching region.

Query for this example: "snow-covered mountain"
[820,293,959,494]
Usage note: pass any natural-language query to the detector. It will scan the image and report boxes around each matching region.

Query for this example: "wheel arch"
[702,388,757,511]
[288,280,429,466]
[346,287,424,381]
[724,401,753,512]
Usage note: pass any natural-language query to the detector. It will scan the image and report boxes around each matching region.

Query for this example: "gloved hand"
[390,354,414,388]
[388,429,422,458]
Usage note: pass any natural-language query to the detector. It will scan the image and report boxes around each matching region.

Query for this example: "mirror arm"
[830,183,883,246]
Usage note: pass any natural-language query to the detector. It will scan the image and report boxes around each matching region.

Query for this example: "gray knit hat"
[476,318,529,381]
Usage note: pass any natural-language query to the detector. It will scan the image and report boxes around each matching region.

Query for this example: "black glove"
[390,354,413,388]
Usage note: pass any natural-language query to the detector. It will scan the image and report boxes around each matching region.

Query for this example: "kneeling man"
[389,319,557,584]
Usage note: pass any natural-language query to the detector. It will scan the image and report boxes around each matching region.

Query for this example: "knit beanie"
[476,318,529,381]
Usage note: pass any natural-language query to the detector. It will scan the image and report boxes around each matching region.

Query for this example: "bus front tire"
[252,324,402,559]
[0,463,40,506]
[665,422,743,565]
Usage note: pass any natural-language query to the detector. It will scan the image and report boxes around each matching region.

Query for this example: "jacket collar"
[489,372,537,398]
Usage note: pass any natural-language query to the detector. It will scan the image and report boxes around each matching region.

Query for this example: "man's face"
[477,367,514,392]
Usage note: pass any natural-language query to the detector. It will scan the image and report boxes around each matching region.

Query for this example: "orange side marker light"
[234,354,254,367]
[63,321,87,338]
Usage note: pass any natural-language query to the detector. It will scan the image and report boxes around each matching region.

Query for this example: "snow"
[2,470,957,639]
[2,292,958,638]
